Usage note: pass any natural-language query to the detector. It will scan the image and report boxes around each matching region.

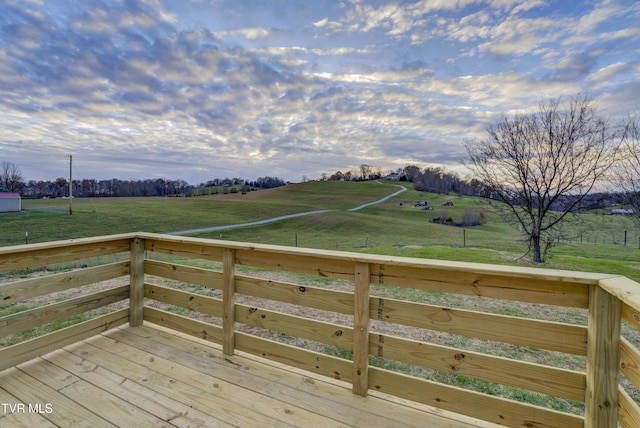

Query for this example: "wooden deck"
[0,322,498,428]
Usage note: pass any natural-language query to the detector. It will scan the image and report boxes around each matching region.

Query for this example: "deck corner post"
[353,262,371,396]
[129,237,145,327]
[223,248,236,355]
[585,284,622,428]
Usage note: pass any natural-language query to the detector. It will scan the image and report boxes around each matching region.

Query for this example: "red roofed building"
[0,189,21,212]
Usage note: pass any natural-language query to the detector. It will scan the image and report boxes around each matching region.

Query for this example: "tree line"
[323,163,484,198]
[0,170,287,198]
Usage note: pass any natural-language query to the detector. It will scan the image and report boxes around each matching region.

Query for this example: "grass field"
[2,179,639,281]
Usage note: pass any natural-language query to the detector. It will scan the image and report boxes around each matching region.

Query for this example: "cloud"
[1,0,638,183]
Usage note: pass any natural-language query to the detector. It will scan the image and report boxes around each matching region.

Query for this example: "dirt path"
[167,182,407,236]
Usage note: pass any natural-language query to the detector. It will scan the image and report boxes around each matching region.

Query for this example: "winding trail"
[347,182,407,211]
[167,182,407,236]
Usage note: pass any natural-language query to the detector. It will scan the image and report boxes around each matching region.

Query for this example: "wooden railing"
[2,232,640,428]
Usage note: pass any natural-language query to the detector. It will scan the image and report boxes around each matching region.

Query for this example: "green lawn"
[2,179,639,281]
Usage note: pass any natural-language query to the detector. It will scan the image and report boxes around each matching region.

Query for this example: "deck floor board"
[0,323,498,427]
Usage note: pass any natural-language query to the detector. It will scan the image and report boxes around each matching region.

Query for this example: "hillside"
[1,180,638,281]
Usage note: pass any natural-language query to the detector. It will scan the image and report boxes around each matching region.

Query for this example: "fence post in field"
[353,262,371,396]
[585,284,622,427]
[129,237,145,327]
[223,248,236,355]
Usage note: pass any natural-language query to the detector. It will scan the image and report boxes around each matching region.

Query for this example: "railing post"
[223,248,236,355]
[129,237,145,327]
[353,262,370,396]
[585,284,622,427]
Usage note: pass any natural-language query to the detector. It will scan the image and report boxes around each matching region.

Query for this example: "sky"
[1,0,639,185]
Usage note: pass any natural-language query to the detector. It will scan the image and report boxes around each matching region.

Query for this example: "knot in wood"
[298,286,306,292]
[334,330,343,336]
[249,307,258,313]
[454,353,465,360]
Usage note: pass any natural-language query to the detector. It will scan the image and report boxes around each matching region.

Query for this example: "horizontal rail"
[0,286,128,337]
[368,367,584,428]
[373,297,587,354]
[0,310,128,371]
[0,261,130,307]
[370,334,585,401]
[0,234,132,272]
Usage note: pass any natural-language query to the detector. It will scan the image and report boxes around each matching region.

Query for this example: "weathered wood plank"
[373,297,588,355]
[143,306,223,344]
[620,337,640,391]
[0,235,132,272]
[144,238,224,262]
[369,367,584,428]
[618,386,640,428]
[144,259,223,289]
[223,248,235,355]
[72,339,290,427]
[370,334,585,401]
[0,366,117,427]
[85,333,336,427]
[0,309,128,371]
[0,261,130,307]
[352,262,370,396]
[585,285,622,428]
[0,387,56,428]
[235,274,354,314]
[144,283,223,317]
[622,302,640,333]
[235,248,356,281]
[235,331,353,384]
[0,286,129,338]
[369,263,591,307]
[42,347,231,428]
[236,303,354,349]
[18,357,173,427]
[599,276,640,321]
[129,237,145,327]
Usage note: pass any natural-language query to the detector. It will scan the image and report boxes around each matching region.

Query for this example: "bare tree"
[0,161,24,193]
[617,115,640,224]
[359,164,373,180]
[464,95,618,263]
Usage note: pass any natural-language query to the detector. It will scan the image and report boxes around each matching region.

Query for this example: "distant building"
[611,209,633,216]
[385,172,406,181]
[0,189,21,212]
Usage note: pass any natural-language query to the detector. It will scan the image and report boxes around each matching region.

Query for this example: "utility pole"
[67,155,72,215]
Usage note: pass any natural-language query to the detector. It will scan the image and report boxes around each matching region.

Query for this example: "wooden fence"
[2,232,640,427]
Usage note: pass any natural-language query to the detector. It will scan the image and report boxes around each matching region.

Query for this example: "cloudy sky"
[1,0,639,184]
